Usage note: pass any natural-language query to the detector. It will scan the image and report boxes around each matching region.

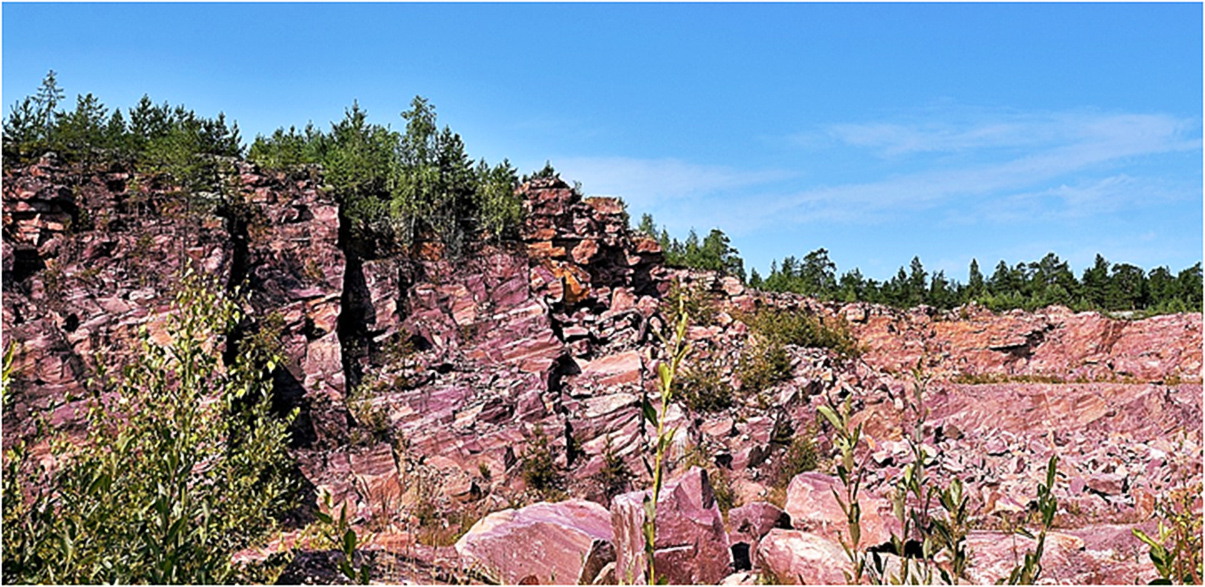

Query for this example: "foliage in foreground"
[818,365,1059,586]
[630,295,693,585]
[2,269,296,584]
[1132,480,1203,584]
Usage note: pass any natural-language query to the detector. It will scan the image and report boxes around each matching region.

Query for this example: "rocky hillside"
[3,155,1201,584]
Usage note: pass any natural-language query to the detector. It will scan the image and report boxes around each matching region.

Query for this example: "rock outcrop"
[847,302,1202,382]
[3,158,1200,585]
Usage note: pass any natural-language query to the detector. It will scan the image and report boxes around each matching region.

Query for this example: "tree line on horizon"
[752,249,1202,315]
[2,71,242,197]
[637,214,1202,316]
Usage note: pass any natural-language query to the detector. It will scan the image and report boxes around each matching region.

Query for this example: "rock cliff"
[3,156,1200,584]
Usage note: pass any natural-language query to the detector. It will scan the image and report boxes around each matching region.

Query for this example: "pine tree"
[637,213,657,237]
[966,259,985,301]
[1081,254,1111,309]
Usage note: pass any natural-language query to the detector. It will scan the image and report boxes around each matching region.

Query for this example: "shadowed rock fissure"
[336,210,371,392]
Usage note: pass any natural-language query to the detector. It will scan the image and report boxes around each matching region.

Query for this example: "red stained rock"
[572,238,600,264]
[1085,472,1127,496]
[584,196,626,216]
[610,286,637,313]
[850,304,1201,383]
[962,531,1089,584]
[633,235,661,255]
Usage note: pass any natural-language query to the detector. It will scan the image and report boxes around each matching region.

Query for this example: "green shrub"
[313,491,373,584]
[735,306,861,394]
[521,425,565,500]
[591,437,634,503]
[2,268,295,584]
[674,354,733,413]
[710,467,737,514]
[742,306,861,360]
[1133,482,1203,584]
[736,338,793,393]
[769,432,820,490]
[346,379,393,447]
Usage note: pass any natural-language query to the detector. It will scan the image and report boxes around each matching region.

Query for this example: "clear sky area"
[4,3,1202,281]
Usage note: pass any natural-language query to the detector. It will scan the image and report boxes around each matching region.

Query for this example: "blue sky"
[4,3,1201,281]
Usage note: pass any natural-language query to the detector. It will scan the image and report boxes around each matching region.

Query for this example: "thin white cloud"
[949,174,1188,225]
[764,110,1201,225]
[553,109,1199,239]
[820,111,1199,158]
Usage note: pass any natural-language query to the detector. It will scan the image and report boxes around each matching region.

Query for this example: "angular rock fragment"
[784,472,895,549]
[756,529,851,584]
[455,499,614,585]
[612,467,732,585]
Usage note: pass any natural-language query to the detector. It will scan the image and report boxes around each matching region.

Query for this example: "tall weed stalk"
[638,296,691,584]
[817,394,874,584]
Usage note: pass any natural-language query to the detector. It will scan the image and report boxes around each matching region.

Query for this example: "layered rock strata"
[3,158,1200,584]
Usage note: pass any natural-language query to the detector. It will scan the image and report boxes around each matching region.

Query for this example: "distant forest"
[5,71,1202,317]
[639,215,1203,316]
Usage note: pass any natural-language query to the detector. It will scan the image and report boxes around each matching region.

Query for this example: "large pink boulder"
[454,499,614,585]
[611,466,732,585]
[756,529,851,584]
[784,472,896,549]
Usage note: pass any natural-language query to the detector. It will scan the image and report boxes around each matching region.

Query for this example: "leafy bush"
[2,268,295,584]
[735,306,861,394]
[1133,482,1203,584]
[736,338,794,394]
[591,437,634,503]
[312,491,373,584]
[742,306,861,360]
[346,379,393,447]
[768,432,820,491]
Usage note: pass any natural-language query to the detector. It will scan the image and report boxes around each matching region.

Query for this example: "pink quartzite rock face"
[455,499,614,585]
[960,531,1124,585]
[612,467,732,585]
[4,156,1201,585]
[579,350,644,388]
[850,304,1202,383]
